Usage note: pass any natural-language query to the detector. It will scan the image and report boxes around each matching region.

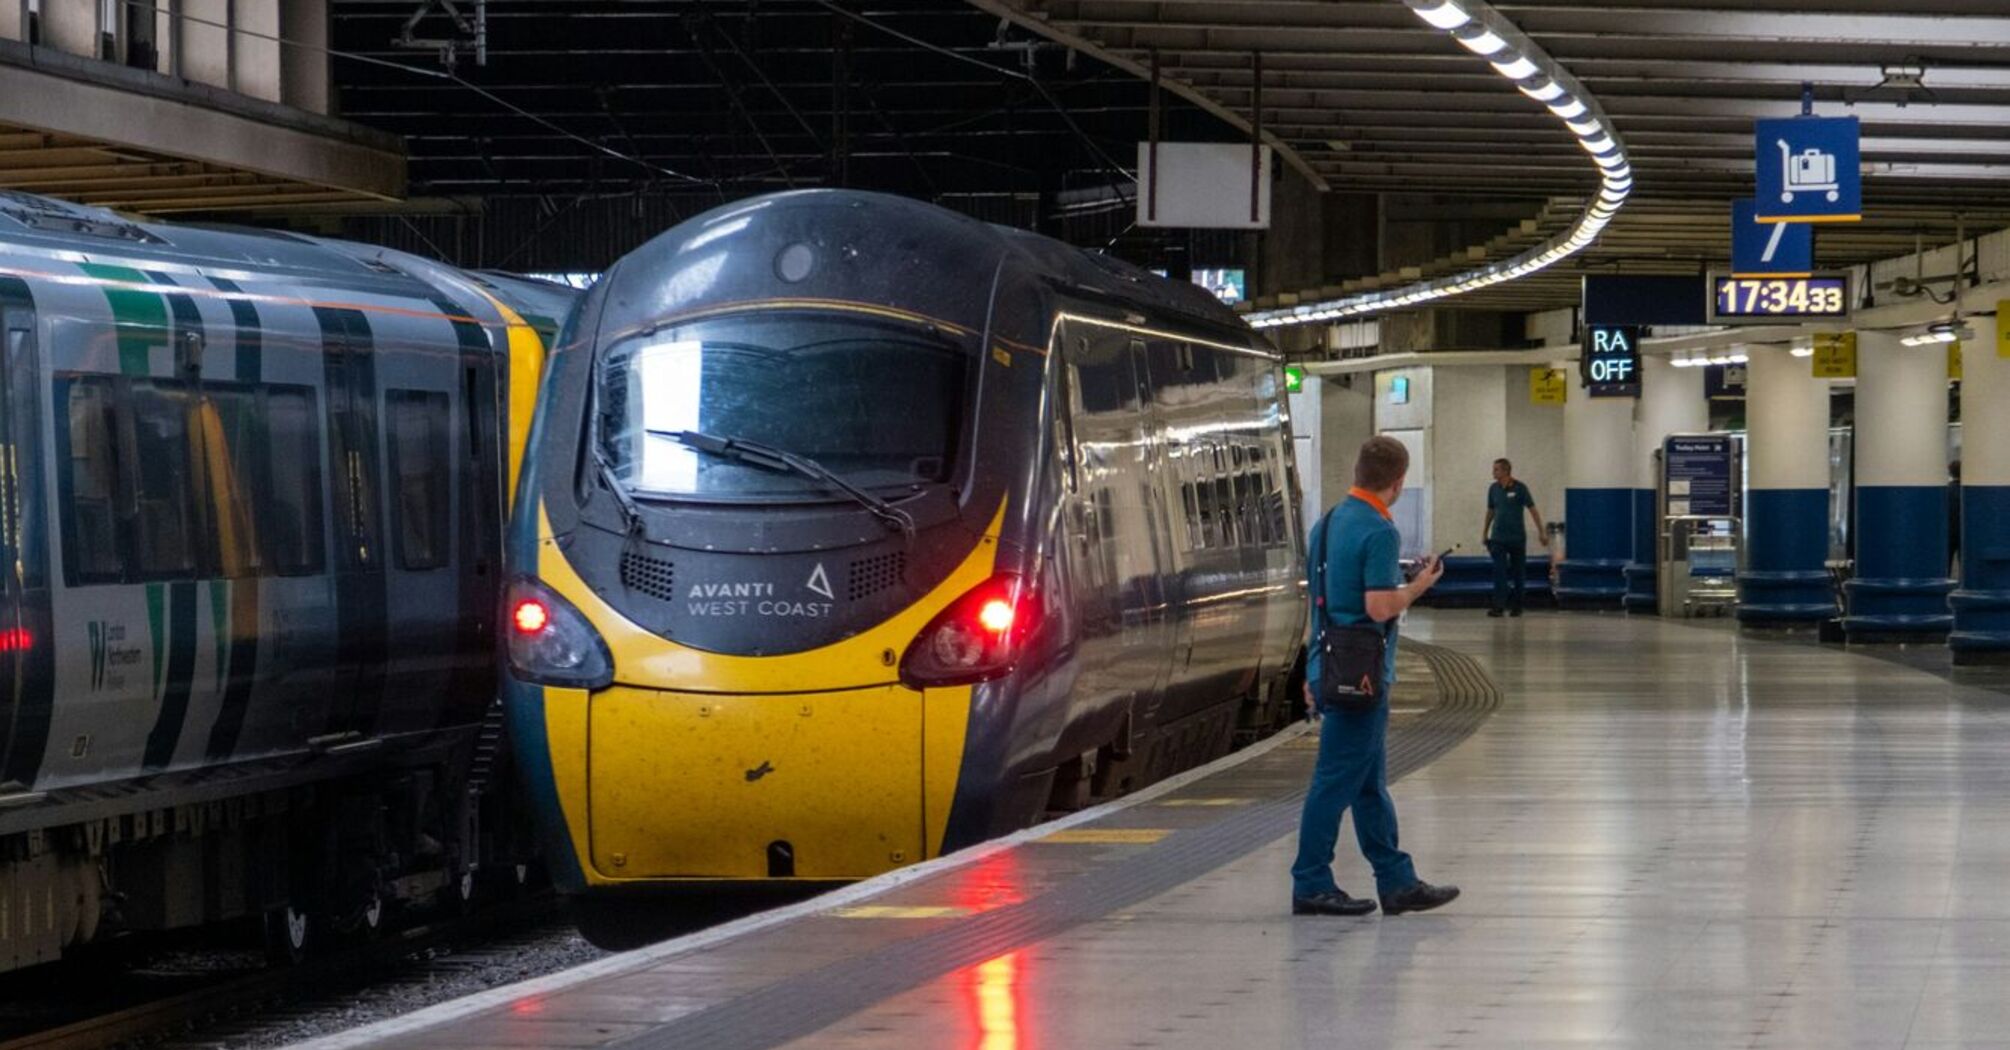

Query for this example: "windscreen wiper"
[590,442,646,536]
[651,428,916,535]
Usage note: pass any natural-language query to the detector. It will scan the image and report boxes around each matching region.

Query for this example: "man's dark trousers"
[1488,541,1526,613]
[1290,701,1418,899]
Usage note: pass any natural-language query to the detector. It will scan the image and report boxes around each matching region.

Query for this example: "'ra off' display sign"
[1583,324,1642,398]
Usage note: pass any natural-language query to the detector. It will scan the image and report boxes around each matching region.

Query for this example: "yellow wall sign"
[1998,304,2010,359]
[1949,340,1963,381]
[1811,331,1856,378]
[1530,367,1567,405]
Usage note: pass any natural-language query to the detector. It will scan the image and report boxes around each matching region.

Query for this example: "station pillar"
[1624,356,1707,613]
[1952,334,2010,662]
[1558,386,1633,608]
[1843,331,1954,641]
[1738,345,1836,627]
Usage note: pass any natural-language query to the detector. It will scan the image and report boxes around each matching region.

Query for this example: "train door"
[1121,338,1177,722]
[317,310,388,743]
[0,306,37,785]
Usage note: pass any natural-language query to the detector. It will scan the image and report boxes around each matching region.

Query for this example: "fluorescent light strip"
[1245,2,1630,330]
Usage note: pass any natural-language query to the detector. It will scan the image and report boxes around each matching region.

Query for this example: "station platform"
[292,612,2010,1050]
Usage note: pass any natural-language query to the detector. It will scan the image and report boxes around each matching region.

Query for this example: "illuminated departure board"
[1708,273,1851,324]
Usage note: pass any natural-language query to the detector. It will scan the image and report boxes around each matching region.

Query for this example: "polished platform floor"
[295,612,2010,1050]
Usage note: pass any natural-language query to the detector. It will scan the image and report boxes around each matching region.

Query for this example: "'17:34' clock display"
[1709,273,1850,323]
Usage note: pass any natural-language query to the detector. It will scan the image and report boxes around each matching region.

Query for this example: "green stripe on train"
[78,263,166,376]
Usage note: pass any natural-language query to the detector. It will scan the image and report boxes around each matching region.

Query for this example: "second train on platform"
[505,190,1309,918]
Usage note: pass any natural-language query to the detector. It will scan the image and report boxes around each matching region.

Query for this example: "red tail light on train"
[900,573,1038,688]
[504,578,614,689]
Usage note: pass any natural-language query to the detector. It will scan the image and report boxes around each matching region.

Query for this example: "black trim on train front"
[140,272,206,772]
[313,307,390,741]
[0,275,52,788]
[204,274,262,762]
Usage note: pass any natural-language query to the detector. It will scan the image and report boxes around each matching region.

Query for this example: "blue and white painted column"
[1624,355,1707,612]
[1558,385,1633,607]
[1843,331,1954,640]
[1952,334,2010,661]
[1738,344,1836,626]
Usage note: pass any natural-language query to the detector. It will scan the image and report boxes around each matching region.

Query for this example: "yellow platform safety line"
[831,905,974,920]
[531,499,1007,884]
[463,289,550,513]
[1040,828,1171,845]
[1156,798,1253,808]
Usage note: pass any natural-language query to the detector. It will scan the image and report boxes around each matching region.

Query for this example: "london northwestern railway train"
[0,191,572,972]
[505,190,1308,931]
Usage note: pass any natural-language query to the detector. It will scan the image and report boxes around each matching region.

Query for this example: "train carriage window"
[199,386,264,578]
[386,390,451,571]
[125,381,196,579]
[263,387,325,575]
[59,377,124,584]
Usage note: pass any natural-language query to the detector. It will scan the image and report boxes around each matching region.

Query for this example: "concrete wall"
[8,0,322,111]
[1503,368,1566,550]
[1431,367,1508,554]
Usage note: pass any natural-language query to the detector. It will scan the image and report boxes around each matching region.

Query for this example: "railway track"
[0,897,573,1050]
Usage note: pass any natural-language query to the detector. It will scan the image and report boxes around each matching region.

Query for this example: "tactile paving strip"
[605,641,1501,1050]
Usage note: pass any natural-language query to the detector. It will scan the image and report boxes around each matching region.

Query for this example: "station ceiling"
[978,0,2010,312]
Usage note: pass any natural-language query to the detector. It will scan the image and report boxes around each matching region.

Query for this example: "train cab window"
[597,312,965,500]
[126,381,196,579]
[60,378,124,584]
[263,387,325,575]
[386,390,451,571]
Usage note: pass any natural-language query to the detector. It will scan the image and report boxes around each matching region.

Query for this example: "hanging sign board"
[1137,142,1273,229]
[1949,341,1963,381]
[1582,324,1642,397]
[1664,434,1736,518]
[1998,304,2010,359]
[1731,199,1813,276]
[1530,367,1567,405]
[1753,116,1861,223]
[1811,331,1856,378]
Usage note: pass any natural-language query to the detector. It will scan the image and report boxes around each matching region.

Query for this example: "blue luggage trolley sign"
[1754,116,1860,223]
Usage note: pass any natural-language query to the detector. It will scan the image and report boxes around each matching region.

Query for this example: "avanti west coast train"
[505,190,1308,923]
[0,191,572,972]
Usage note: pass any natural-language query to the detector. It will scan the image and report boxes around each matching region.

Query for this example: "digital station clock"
[1708,272,1851,324]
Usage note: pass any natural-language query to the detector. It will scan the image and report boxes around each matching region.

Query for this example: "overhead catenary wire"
[106,0,712,186]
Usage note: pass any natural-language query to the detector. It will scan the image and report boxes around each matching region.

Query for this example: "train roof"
[590,189,1266,352]
[0,191,573,324]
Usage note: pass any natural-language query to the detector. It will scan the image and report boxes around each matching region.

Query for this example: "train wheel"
[264,904,315,966]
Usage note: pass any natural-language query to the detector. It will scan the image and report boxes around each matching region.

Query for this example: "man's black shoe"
[1486,608,1504,618]
[1381,881,1460,915]
[1292,891,1377,916]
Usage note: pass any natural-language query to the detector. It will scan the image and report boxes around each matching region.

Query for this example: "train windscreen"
[596,312,965,501]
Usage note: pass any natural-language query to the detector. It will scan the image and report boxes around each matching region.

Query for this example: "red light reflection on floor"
[949,852,1028,914]
[968,950,1024,1050]
[510,996,545,1016]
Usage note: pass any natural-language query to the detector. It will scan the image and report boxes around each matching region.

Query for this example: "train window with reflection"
[597,312,966,500]
[59,377,124,584]
[126,381,196,579]
[264,387,326,575]
[387,390,452,571]
[199,385,264,578]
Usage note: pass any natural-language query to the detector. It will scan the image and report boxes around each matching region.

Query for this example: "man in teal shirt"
[1483,457,1548,617]
[1292,436,1460,918]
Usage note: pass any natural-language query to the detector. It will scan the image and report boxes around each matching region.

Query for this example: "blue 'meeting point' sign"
[1754,116,1860,223]
[1732,199,1813,276]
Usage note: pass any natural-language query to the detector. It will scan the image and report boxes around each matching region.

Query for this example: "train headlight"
[900,573,1037,689]
[503,577,615,689]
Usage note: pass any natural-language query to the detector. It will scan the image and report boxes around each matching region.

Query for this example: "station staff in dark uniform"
[1291,436,1460,918]
[1482,457,1548,617]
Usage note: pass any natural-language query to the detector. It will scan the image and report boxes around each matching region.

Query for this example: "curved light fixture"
[1244,0,1631,330]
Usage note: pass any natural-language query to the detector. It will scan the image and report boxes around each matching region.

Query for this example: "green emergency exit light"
[1284,364,1304,393]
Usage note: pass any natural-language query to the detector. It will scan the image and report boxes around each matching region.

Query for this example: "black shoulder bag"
[1309,508,1392,715]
